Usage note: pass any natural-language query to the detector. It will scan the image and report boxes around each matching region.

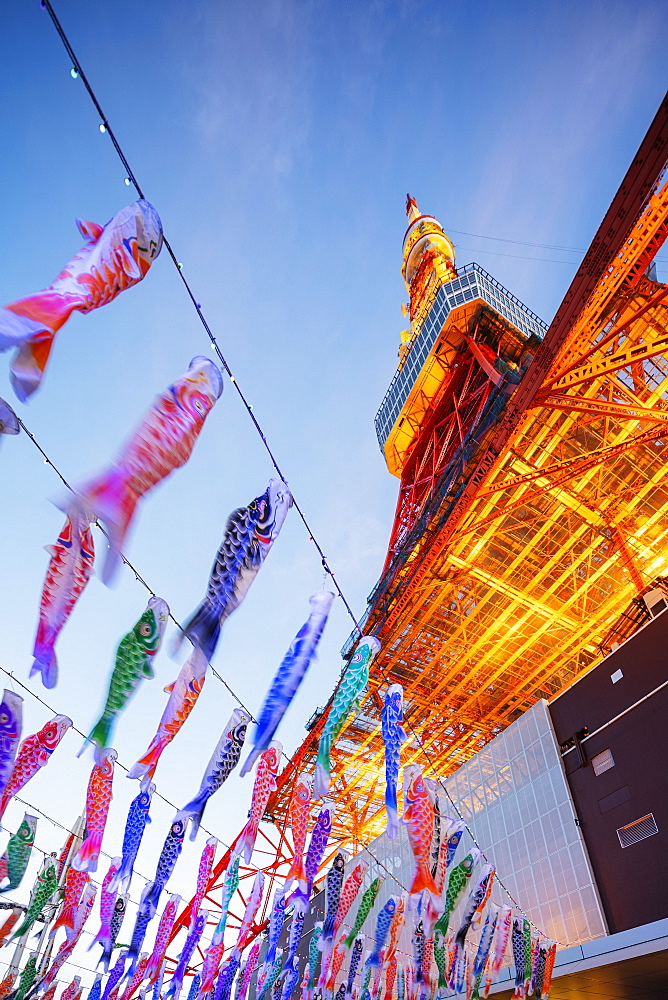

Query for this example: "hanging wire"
[446,226,667,263]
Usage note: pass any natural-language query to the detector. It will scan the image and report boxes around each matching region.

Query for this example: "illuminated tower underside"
[267,97,668,849]
[166,98,668,970]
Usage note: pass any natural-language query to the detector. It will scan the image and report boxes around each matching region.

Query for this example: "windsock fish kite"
[85,598,169,756]
[367,896,397,968]
[145,894,180,983]
[283,905,307,972]
[197,856,240,998]
[70,749,116,874]
[61,356,222,584]
[216,954,241,1000]
[345,937,364,999]
[343,877,382,949]
[31,512,95,689]
[175,708,249,839]
[306,922,322,1000]
[443,817,466,872]
[234,871,265,954]
[333,861,367,938]
[102,949,128,1000]
[121,953,149,1000]
[0,199,162,402]
[402,765,439,899]
[0,691,22,800]
[125,882,154,978]
[303,801,335,900]
[164,909,208,999]
[435,849,481,941]
[263,886,287,972]
[281,957,300,1000]
[412,918,425,985]
[128,647,208,784]
[104,894,128,971]
[0,397,19,446]
[381,684,406,839]
[0,200,162,401]
[0,714,71,825]
[283,772,312,893]
[511,918,525,1000]
[482,904,512,998]
[0,811,37,893]
[315,635,381,797]
[238,742,282,863]
[40,884,96,988]
[110,783,155,895]
[14,857,58,938]
[322,851,347,945]
[50,866,89,936]
[384,894,405,965]
[145,818,187,916]
[178,479,292,663]
[15,955,37,1000]
[449,865,495,993]
[86,977,103,1000]
[241,590,334,776]
[470,905,497,999]
[87,857,121,964]
[427,779,441,881]
[237,942,261,1000]
[325,937,347,995]
[190,837,217,929]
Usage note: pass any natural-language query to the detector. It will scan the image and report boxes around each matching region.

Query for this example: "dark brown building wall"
[548,609,668,934]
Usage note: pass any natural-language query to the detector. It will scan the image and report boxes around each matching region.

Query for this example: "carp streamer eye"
[139,622,151,636]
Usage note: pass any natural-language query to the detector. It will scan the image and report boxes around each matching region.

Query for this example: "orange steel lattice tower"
[267,95,668,849]
[166,96,668,974]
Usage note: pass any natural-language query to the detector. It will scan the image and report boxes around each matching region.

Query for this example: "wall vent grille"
[592,748,615,775]
[617,813,659,848]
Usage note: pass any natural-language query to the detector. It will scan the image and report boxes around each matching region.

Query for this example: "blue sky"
[1,0,666,987]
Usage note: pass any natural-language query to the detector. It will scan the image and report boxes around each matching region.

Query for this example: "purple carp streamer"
[381,684,406,839]
[175,709,249,840]
[178,479,292,662]
[0,692,22,798]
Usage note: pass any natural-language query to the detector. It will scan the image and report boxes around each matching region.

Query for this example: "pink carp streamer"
[30,512,95,689]
[62,356,222,584]
[0,200,162,401]
[237,743,282,863]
